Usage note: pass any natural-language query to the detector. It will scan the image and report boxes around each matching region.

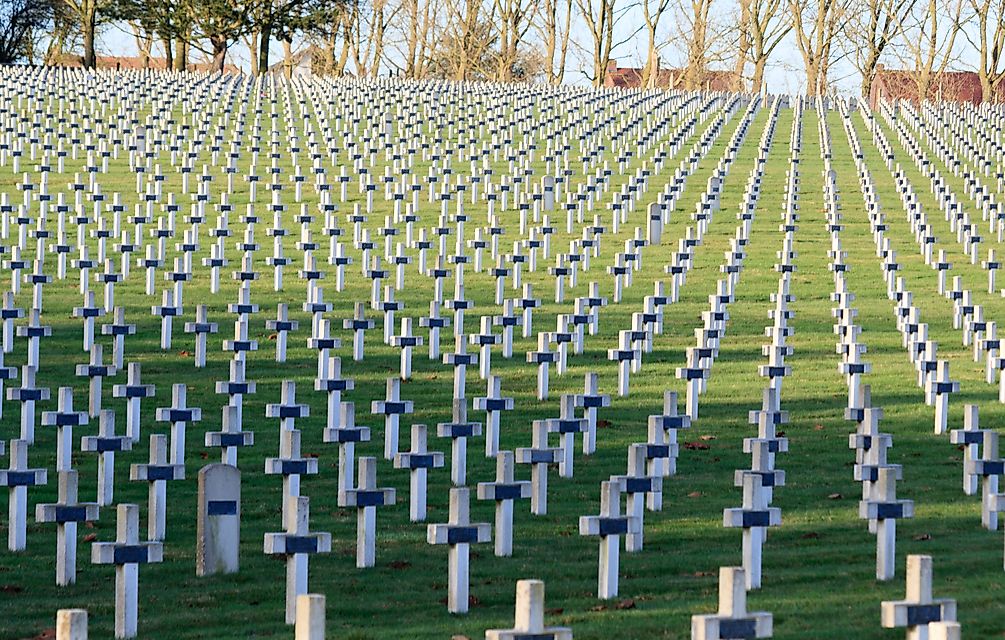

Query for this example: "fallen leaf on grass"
[29,629,55,640]
[777,431,786,437]
[83,534,97,542]
[699,434,716,441]
[589,604,606,612]
[692,570,714,577]
[198,452,208,460]
[814,424,825,431]
[267,333,277,341]
[801,532,820,539]
[684,441,709,450]
[827,493,843,500]
[1,585,22,594]
[597,419,612,429]
[614,599,636,610]
[687,491,703,498]
[913,533,932,541]
[388,560,412,570]
[546,608,564,615]
[179,351,191,357]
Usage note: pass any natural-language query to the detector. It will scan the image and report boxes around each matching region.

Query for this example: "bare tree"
[538,0,572,83]
[789,0,848,95]
[440,0,496,80]
[742,0,789,91]
[894,0,963,101]
[576,0,616,86]
[494,0,536,81]
[844,0,915,98]
[396,0,438,78]
[64,0,105,66]
[641,0,671,87]
[964,0,1005,100]
[0,0,61,64]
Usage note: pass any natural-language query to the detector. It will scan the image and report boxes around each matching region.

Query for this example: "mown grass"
[0,85,1002,639]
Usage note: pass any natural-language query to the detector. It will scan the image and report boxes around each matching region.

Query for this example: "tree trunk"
[82,11,97,68]
[248,32,260,76]
[752,57,767,92]
[210,35,228,73]
[163,37,173,70]
[282,40,293,78]
[174,37,187,71]
[259,25,272,73]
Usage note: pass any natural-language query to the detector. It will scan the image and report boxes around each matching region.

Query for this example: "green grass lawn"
[0,79,1003,639]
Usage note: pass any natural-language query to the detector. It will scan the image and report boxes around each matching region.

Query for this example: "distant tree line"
[0,0,1001,98]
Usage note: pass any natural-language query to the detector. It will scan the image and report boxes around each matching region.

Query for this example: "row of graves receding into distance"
[1,63,1004,638]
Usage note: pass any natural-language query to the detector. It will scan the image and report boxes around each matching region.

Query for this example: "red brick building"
[604,60,737,91]
[869,65,1004,108]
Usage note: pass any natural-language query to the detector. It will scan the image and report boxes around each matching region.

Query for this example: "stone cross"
[266,380,310,432]
[394,423,444,521]
[90,503,164,639]
[691,566,773,639]
[150,289,181,350]
[36,470,99,585]
[859,466,914,580]
[265,429,319,523]
[74,344,115,418]
[205,402,255,466]
[444,334,478,400]
[470,315,500,380]
[111,363,155,444]
[925,360,958,434]
[80,409,132,506]
[196,463,241,577]
[419,300,451,360]
[546,395,587,479]
[973,430,1004,530]
[101,307,136,369]
[477,450,531,557]
[949,404,987,496]
[372,377,413,460]
[72,289,104,353]
[612,443,662,552]
[8,364,49,444]
[41,386,89,472]
[437,399,482,486]
[264,496,332,625]
[129,434,184,541]
[474,375,514,458]
[265,303,298,363]
[17,309,52,370]
[880,555,956,640]
[323,401,370,494]
[1,439,45,551]
[526,333,557,400]
[215,358,256,428]
[338,456,396,568]
[574,372,610,455]
[648,391,691,477]
[427,487,491,613]
[155,383,202,466]
[516,419,561,515]
[724,475,781,589]
[484,579,572,640]
[182,304,218,368]
[578,480,639,599]
[390,317,423,380]
[343,302,375,361]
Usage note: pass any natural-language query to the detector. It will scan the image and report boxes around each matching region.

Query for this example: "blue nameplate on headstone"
[446,527,479,544]
[718,618,757,638]
[355,491,386,507]
[95,439,125,453]
[277,406,306,419]
[624,477,653,494]
[597,519,630,536]
[167,409,195,422]
[284,536,320,554]
[54,506,88,522]
[875,503,904,519]
[741,511,771,527]
[207,500,238,516]
[280,460,310,475]
[53,413,82,426]
[146,466,177,481]
[493,484,524,501]
[905,604,942,625]
[580,396,606,408]
[527,450,556,464]
[114,545,150,564]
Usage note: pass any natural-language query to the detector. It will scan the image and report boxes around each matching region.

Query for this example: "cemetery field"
[0,70,1002,639]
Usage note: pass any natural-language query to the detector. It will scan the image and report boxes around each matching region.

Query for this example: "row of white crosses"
[832,101,924,582]
[721,99,794,594]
